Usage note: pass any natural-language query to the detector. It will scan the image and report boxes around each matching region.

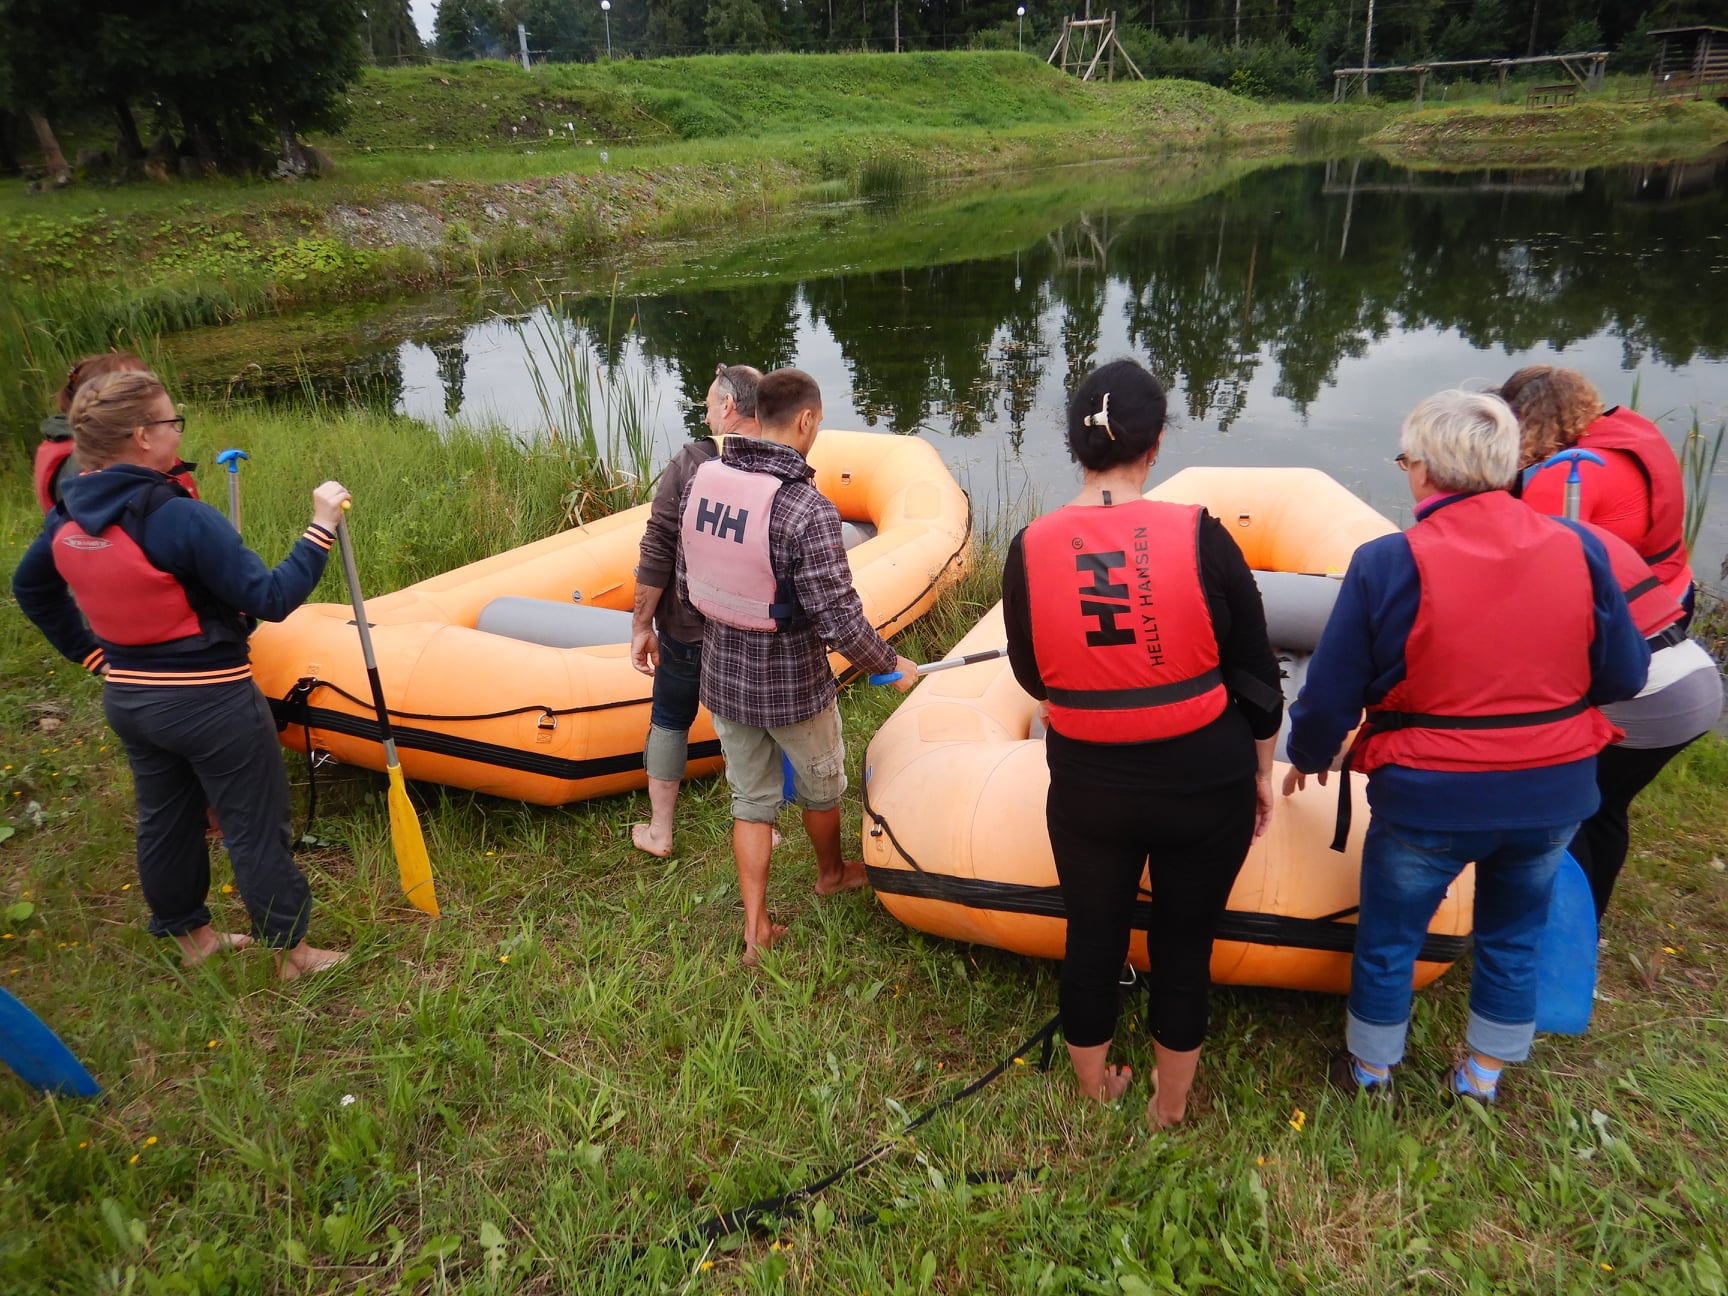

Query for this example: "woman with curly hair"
[1498,365,1721,922]
[1497,365,1693,615]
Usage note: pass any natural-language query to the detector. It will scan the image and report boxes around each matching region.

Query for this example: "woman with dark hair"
[13,369,347,980]
[33,351,199,512]
[1001,358,1282,1126]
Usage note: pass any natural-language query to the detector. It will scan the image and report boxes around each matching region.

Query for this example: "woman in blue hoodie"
[12,369,348,980]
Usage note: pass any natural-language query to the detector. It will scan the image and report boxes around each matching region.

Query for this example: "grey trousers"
[104,678,311,947]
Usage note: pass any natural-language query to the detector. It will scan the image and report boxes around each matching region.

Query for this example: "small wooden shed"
[1649,26,1728,98]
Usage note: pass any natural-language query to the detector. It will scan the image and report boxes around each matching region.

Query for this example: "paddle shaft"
[334,518,403,768]
[869,647,1007,686]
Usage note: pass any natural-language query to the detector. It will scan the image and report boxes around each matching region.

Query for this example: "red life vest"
[1024,499,1226,744]
[1578,406,1690,595]
[1355,492,1618,776]
[1578,520,1684,646]
[48,479,242,652]
[34,431,199,513]
[32,437,73,513]
[680,457,795,632]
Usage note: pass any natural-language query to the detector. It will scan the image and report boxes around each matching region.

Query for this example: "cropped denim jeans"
[643,629,704,782]
[1347,817,1579,1069]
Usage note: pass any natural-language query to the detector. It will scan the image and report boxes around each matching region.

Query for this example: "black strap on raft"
[660,1013,1059,1251]
[1329,698,1591,853]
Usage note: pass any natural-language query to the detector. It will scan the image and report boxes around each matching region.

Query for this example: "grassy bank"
[1365,96,1728,167]
[3,404,1728,1292]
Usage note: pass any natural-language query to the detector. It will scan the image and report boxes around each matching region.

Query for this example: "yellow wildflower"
[1288,1108,1307,1132]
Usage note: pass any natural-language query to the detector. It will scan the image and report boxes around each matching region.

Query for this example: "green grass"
[4,404,1728,1292]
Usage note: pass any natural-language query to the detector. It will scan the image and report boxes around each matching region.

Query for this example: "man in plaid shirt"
[677,368,915,966]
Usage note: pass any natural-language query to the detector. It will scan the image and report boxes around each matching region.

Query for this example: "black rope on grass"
[657,1011,1059,1252]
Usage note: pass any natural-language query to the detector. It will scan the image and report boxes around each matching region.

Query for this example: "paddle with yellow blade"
[334,501,440,917]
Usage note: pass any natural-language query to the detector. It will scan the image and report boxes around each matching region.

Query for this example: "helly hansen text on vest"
[1023,499,1227,744]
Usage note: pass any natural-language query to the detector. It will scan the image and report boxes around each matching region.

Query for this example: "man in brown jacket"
[629,363,762,856]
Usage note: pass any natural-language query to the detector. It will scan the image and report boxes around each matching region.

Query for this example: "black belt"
[1329,698,1591,853]
[1646,623,1687,652]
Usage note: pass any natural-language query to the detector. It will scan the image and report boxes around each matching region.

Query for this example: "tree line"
[435,0,1718,89]
[1,0,1716,179]
[0,1,421,179]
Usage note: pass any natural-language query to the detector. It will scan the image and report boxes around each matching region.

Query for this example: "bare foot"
[814,859,870,897]
[1146,1072,1185,1128]
[630,821,671,857]
[771,826,783,849]
[741,922,788,968]
[1096,1064,1133,1103]
[276,943,348,981]
[175,926,253,966]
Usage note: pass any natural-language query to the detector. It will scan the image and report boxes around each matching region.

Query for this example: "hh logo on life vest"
[694,497,749,543]
[1075,550,1134,647]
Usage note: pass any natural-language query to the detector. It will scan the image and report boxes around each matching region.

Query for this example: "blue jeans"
[1347,817,1578,1068]
[644,630,703,782]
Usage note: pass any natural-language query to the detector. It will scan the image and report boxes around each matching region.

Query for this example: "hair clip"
[1083,392,1115,440]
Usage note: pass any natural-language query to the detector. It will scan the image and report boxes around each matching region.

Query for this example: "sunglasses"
[1393,452,1415,471]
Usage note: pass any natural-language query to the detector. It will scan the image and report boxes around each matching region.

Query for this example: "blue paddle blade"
[781,752,797,805]
[0,986,100,1098]
[1534,850,1598,1035]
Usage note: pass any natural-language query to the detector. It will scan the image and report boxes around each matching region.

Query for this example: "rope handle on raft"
[869,646,1008,686]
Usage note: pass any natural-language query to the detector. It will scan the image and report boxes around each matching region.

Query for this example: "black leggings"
[1047,774,1256,1052]
[1569,737,1700,921]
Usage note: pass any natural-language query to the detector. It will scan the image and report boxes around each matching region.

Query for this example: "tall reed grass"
[1681,408,1726,563]
[511,285,661,523]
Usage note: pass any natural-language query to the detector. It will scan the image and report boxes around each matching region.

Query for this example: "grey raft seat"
[474,598,634,649]
[470,525,877,650]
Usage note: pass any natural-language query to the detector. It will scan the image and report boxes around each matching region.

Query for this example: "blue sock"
[1351,1056,1390,1087]
[1454,1056,1501,1097]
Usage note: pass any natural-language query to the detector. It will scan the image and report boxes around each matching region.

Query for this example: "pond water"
[168,149,1728,573]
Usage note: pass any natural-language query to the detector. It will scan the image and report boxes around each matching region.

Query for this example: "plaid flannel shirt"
[677,435,896,729]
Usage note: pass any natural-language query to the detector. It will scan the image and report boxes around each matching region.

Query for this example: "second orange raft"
[860,467,1475,994]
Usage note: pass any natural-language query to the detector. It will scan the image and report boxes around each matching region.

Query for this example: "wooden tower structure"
[1047,4,1144,82]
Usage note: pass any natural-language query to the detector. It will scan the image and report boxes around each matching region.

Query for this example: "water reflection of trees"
[621,158,1728,437]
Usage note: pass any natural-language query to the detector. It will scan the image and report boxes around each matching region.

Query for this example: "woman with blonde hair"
[13,369,348,979]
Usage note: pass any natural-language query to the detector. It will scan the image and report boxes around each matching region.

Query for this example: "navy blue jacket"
[12,465,333,678]
[1286,492,1649,831]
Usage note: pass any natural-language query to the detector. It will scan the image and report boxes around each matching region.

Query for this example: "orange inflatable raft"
[861,467,1475,994]
[252,430,970,806]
